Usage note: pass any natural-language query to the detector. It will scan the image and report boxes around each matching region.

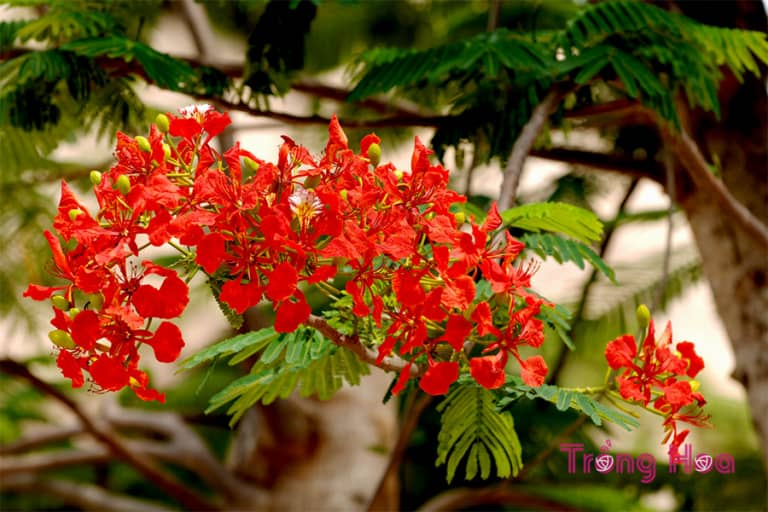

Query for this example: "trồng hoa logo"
[560,440,735,484]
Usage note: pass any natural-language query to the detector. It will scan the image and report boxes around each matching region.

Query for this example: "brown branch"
[0,359,219,511]
[498,87,566,212]
[659,122,768,250]
[0,425,83,455]
[305,315,421,376]
[2,474,175,512]
[529,147,664,182]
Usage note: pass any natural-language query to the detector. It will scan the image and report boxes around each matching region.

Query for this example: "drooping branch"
[529,147,664,182]
[0,425,83,455]
[0,359,218,511]
[418,485,578,512]
[305,315,421,377]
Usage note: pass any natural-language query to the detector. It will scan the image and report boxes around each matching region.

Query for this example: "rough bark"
[672,0,768,465]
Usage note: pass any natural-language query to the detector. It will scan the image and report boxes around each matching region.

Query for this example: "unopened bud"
[689,380,700,392]
[162,143,171,160]
[115,174,131,195]
[155,113,170,133]
[244,157,259,172]
[69,307,81,319]
[68,209,83,222]
[367,143,381,167]
[394,169,404,181]
[339,189,348,201]
[85,293,103,311]
[89,170,102,186]
[136,136,151,153]
[303,175,321,189]
[636,304,651,329]
[454,211,466,225]
[48,329,76,349]
[51,295,70,311]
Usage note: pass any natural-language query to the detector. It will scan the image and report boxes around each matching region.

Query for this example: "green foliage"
[183,326,369,426]
[501,202,604,244]
[497,378,640,432]
[539,302,575,350]
[436,383,522,483]
[521,232,616,283]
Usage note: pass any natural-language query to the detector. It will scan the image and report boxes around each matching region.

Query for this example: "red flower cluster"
[27,105,552,400]
[605,319,710,456]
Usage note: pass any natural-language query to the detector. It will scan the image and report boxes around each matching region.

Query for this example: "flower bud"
[339,189,348,201]
[394,169,404,181]
[68,209,83,222]
[689,380,700,392]
[136,136,151,153]
[636,304,651,329]
[48,329,76,349]
[51,295,70,311]
[454,211,466,225]
[69,307,81,319]
[244,157,259,172]
[162,143,171,161]
[85,293,104,311]
[367,143,381,167]
[89,170,102,186]
[115,174,131,195]
[155,113,170,133]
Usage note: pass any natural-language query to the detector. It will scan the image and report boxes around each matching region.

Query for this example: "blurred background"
[1,1,766,510]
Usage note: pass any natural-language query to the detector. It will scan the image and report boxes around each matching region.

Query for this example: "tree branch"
[658,122,768,250]
[2,473,175,512]
[418,486,578,512]
[529,147,664,182]
[497,87,566,212]
[0,359,219,511]
[0,425,83,455]
[305,315,421,376]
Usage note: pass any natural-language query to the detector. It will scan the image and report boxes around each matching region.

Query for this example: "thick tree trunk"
[672,0,768,464]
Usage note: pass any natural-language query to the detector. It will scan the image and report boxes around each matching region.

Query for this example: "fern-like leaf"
[521,232,616,283]
[436,384,522,483]
[501,202,604,244]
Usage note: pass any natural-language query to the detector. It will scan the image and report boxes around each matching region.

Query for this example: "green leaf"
[178,327,279,370]
[501,202,604,244]
[521,232,616,283]
[436,384,522,483]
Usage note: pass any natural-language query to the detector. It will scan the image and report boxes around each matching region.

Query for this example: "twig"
[0,425,83,455]
[497,86,565,212]
[305,315,421,376]
[0,359,219,511]
[366,393,433,511]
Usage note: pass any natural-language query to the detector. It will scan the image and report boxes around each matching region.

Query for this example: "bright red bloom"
[518,355,548,387]
[146,322,185,363]
[419,361,459,395]
[470,352,507,389]
[57,350,84,388]
[89,354,131,391]
[132,262,189,319]
[274,293,311,333]
[265,262,299,302]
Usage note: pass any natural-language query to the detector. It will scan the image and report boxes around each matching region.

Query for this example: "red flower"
[440,314,473,351]
[57,350,84,388]
[519,355,548,387]
[470,352,508,389]
[89,354,131,391]
[274,293,311,333]
[146,322,185,363]
[419,361,459,395]
[605,334,638,370]
[265,262,299,302]
[132,262,189,319]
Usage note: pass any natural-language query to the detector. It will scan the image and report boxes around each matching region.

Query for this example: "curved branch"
[660,123,768,250]
[497,87,566,211]
[418,485,578,512]
[305,315,422,377]
[0,359,218,511]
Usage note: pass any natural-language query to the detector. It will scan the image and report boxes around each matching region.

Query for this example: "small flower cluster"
[26,105,553,400]
[605,316,710,456]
